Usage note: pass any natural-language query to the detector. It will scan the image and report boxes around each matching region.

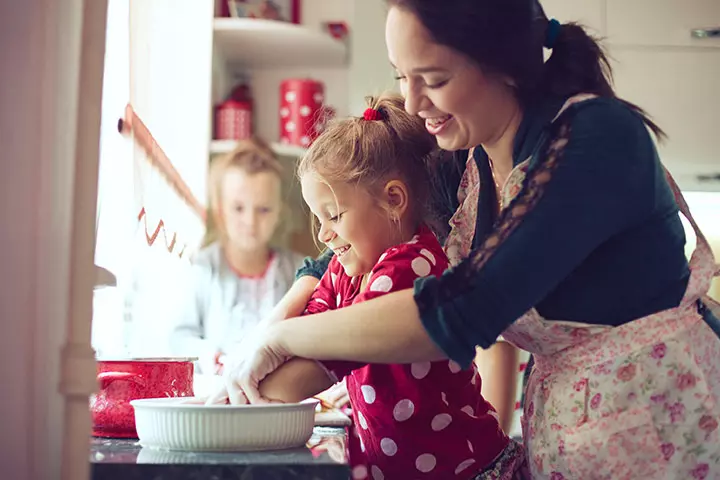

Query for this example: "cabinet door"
[610,47,720,179]
[607,0,720,47]
[540,0,605,36]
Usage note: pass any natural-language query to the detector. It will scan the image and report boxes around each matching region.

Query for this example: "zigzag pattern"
[137,207,187,257]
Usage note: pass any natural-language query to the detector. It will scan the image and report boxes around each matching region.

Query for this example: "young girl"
[247,94,528,479]
[168,138,303,375]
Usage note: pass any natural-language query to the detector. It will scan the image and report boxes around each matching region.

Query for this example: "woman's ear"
[382,179,410,221]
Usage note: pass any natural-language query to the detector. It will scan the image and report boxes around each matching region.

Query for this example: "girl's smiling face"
[301,174,400,278]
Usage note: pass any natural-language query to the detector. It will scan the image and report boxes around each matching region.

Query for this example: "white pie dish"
[130,397,319,452]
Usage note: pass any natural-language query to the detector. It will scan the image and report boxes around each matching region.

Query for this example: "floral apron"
[447,95,720,479]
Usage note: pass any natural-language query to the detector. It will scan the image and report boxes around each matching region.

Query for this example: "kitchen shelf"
[213,18,347,69]
[209,139,307,158]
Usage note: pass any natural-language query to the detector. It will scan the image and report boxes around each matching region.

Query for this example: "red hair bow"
[363,108,382,121]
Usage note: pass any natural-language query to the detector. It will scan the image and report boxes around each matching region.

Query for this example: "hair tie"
[544,18,562,49]
[363,107,383,121]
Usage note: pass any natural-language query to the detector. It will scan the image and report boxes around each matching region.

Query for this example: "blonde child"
[168,138,303,375]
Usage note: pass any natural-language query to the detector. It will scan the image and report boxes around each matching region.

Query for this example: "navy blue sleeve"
[414,99,659,368]
[295,249,334,281]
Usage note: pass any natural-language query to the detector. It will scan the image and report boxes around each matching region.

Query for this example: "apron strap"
[662,167,719,276]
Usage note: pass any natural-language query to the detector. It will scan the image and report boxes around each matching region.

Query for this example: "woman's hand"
[206,324,291,405]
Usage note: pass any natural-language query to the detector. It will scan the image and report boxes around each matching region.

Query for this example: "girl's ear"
[382,179,410,221]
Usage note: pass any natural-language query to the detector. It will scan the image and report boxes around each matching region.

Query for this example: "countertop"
[90,427,350,480]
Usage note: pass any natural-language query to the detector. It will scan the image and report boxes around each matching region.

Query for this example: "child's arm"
[474,342,519,434]
[258,357,334,404]
[262,275,320,324]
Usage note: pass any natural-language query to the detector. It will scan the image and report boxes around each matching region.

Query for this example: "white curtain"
[93,0,214,357]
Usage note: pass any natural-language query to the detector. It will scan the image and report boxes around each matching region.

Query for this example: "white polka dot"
[285,91,296,102]
[416,454,437,473]
[407,235,419,244]
[448,360,462,373]
[285,120,296,132]
[352,465,368,479]
[300,105,312,117]
[378,252,388,263]
[301,135,311,146]
[280,107,290,118]
[455,459,476,475]
[393,399,415,422]
[380,437,398,456]
[419,249,436,265]
[336,293,342,307]
[361,385,376,404]
[358,411,368,429]
[461,405,475,417]
[411,257,431,277]
[315,298,328,307]
[441,392,449,406]
[313,92,325,104]
[431,413,452,431]
[280,136,290,144]
[467,440,474,453]
[471,373,477,385]
[410,362,431,379]
[369,275,393,292]
[488,410,500,422]
[360,437,366,452]
[370,466,384,480]
[331,272,337,287]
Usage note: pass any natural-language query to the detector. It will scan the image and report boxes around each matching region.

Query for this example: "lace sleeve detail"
[452,121,573,286]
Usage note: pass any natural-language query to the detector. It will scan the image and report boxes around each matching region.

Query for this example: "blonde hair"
[203,137,284,246]
[298,92,437,237]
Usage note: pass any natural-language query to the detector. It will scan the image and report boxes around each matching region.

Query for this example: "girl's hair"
[298,92,438,230]
[387,0,664,138]
[203,137,284,246]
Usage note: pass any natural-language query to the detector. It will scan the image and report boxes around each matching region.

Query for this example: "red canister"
[279,78,327,148]
[215,99,253,140]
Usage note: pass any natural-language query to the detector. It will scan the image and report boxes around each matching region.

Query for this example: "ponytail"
[539,20,665,139]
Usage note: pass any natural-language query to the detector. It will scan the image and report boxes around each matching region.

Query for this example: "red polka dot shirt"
[304,226,509,479]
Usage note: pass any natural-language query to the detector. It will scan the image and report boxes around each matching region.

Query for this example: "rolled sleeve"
[295,249,334,280]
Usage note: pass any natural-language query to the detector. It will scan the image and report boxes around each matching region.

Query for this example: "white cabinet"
[545,0,720,188]
[607,0,720,48]
[611,48,720,181]
[603,0,720,187]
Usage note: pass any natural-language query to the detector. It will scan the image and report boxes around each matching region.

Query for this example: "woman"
[168,138,303,375]
[218,1,720,478]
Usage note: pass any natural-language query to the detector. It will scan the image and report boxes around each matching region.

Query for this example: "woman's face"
[218,167,282,253]
[385,6,518,151]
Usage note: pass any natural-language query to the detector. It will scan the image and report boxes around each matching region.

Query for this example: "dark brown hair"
[387,0,664,138]
[298,92,438,231]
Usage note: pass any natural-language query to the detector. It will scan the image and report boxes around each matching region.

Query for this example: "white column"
[0,0,107,478]
[59,1,109,480]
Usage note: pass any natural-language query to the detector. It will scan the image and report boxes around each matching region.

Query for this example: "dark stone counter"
[90,427,350,480]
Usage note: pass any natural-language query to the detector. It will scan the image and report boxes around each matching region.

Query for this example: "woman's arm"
[272,288,445,364]
[258,357,333,403]
[474,343,519,434]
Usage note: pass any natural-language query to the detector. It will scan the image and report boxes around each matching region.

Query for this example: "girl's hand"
[206,325,291,405]
[320,379,350,409]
